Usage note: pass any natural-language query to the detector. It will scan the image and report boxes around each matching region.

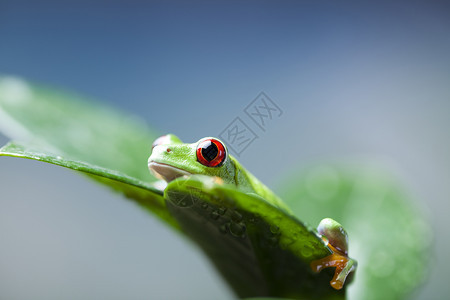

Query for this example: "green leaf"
[0,76,157,182]
[242,298,344,300]
[243,298,298,300]
[164,175,344,300]
[277,164,432,300]
[0,141,179,229]
[0,76,181,228]
[243,298,308,300]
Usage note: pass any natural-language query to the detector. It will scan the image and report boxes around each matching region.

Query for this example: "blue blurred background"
[1,1,449,299]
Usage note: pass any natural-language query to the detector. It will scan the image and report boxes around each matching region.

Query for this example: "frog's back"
[230,156,292,214]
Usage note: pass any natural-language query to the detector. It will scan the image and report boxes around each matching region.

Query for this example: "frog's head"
[148,134,237,184]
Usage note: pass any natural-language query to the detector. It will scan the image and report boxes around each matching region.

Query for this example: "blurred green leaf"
[277,164,432,300]
[0,76,181,228]
[0,76,157,182]
[0,141,179,229]
[165,175,344,300]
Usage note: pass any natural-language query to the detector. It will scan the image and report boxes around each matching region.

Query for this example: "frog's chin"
[148,161,191,183]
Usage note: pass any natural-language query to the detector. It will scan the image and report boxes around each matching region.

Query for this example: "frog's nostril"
[166,148,171,153]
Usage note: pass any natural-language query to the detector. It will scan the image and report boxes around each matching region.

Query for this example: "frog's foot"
[310,252,357,290]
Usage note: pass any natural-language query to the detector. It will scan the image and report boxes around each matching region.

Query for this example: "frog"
[148,134,356,290]
[148,134,291,213]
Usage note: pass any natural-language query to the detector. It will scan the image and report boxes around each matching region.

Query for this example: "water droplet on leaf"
[270,225,280,234]
[219,223,228,234]
[210,211,220,220]
[229,222,246,238]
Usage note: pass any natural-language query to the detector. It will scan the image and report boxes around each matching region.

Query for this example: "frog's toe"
[310,253,356,290]
[332,258,356,290]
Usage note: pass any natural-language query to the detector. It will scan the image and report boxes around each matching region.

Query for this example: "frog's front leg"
[310,218,357,290]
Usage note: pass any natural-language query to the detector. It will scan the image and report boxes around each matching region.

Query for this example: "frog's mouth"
[148,161,191,182]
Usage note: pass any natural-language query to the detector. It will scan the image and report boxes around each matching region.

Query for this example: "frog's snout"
[148,145,191,182]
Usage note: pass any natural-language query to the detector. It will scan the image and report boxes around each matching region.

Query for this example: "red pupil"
[201,141,218,161]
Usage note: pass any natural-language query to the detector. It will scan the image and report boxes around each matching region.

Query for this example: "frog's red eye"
[152,135,170,149]
[196,138,226,167]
